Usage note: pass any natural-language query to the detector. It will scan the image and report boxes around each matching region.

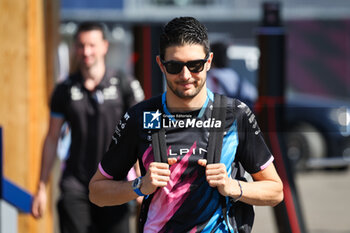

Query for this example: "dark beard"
[166,79,206,99]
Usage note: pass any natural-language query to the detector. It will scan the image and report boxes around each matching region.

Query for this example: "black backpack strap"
[214,94,227,163]
[140,123,167,232]
[207,94,235,233]
[151,131,161,163]
[151,128,167,163]
[207,93,227,164]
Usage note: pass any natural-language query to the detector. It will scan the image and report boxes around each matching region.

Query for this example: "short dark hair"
[159,17,210,60]
[210,42,228,68]
[74,21,107,41]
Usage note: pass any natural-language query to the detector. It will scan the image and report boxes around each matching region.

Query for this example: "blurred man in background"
[206,41,257,108]
[32,22,144,233]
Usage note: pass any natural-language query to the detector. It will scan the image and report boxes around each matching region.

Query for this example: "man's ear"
[156,56,165,73]
[103,40,109,55]
[206,52,214,71]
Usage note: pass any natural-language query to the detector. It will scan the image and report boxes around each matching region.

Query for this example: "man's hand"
[31,183,47,219]
[140,158,177,195]
[198,159,235,197]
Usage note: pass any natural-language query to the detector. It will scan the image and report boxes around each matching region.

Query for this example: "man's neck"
[81,63,106,91]
[166,88,207,113]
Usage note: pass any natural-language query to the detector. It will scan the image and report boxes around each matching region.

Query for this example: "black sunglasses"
[161,54,209,74]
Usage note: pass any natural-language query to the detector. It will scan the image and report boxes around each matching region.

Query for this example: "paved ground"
[253,168,350,233]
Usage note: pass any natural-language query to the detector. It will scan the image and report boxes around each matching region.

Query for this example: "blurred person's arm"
[31,116,64,218]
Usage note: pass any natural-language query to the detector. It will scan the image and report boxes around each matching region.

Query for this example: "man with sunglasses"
[89,17,283,232]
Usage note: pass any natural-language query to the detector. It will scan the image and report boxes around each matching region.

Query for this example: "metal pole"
[255,2,307,233]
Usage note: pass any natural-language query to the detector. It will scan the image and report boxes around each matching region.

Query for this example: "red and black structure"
[255,2,307,233]
[133,24,164,99]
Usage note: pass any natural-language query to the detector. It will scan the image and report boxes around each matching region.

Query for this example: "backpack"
[151,94,254,233]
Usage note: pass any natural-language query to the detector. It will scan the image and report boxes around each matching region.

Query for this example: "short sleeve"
[99,108,139,180]
[235,100,274,174]
[119,72,145,112]
[50,84,67,118]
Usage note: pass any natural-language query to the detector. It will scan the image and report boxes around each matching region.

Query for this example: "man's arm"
[89,169,139,207]
[89,158,177,207]
[198,159,283,207]
[237,163,283,206]
[32,116,64,218]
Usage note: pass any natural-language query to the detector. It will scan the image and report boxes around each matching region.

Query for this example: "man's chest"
[165,127,209,161]
[65,85,123,117]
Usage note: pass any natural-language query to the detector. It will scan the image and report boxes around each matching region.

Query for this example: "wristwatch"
[132,176,146,196]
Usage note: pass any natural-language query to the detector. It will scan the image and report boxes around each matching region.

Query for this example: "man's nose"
[179,65,191,80]
[83,46,92,56]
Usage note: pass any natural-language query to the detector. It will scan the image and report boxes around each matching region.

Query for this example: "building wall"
[0,0,58,232]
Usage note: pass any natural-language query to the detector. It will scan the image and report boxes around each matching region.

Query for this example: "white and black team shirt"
[51,69,143,186]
